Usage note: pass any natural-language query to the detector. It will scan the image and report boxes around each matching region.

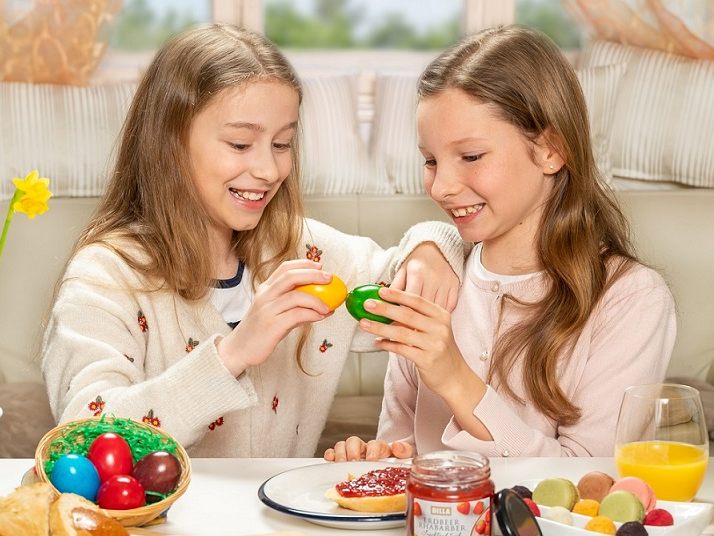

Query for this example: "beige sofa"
[2,37,714,457]
[1,191,713,456]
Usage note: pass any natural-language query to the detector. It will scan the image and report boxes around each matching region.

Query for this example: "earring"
[548,164,554,170]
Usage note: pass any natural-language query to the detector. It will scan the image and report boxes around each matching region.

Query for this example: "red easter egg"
[97,475,146,510]
[87,432,134,482]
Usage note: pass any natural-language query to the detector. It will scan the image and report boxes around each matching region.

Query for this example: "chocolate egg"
[131,451,181,494]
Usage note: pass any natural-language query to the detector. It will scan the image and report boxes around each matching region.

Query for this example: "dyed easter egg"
[345,284,394,324]
[50,453,101,501]
[296,275,348,311]
[87,432,133,482]
[97,474,146,510]
[132,450,182,495]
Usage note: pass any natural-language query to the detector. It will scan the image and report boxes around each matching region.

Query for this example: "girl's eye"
[424,158,436,168]
[463,154,483,162]
[273,142,292,151]
[229,143,250,151]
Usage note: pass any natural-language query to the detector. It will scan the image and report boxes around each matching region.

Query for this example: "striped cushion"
[369,66,626,195]
[0,81,135,200]
[0,75,370,200]
[369,74,422,195]
[578,64,627,184]
[579,40,714,188]
[299,74,373,195]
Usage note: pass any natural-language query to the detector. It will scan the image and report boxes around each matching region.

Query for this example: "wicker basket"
[35,416,191,527]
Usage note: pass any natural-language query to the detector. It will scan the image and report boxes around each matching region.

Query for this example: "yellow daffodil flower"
[11,170,52,219]
[0,169,53,258]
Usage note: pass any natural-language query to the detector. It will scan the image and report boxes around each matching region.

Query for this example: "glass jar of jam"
[407,451,495,536]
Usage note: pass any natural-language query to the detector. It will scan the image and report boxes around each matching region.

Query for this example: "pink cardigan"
[377,254,676,457]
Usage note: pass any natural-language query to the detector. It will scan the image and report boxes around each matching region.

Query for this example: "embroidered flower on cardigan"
[305,243,322,262]
[319,339,333,353]
[271,395,279,413]
[142,409,160,427]
[185,337,199,353]
[88,396,105,416]
[137,310,148,332]
[208,416,224,431]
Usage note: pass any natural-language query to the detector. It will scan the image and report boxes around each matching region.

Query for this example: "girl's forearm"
[440,363,493,441]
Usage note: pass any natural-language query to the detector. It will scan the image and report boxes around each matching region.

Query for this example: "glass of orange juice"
[614,383,709,501]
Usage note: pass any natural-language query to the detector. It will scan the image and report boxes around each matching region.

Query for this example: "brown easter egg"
[131,451,181,494]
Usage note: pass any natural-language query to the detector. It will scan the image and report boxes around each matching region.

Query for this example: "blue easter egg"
[49,453,101,501]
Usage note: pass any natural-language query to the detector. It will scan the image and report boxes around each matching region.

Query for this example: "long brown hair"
[418,25,637,425]
[75,24,304,299]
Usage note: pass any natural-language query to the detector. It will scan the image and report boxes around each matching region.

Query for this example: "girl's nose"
[251,146,281,184]
[429,168,461,202]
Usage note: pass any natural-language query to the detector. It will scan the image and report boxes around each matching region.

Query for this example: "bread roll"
[0,482,55,536]
[49,494,128,536]
[325,486,406,513]
[325,466,409,513]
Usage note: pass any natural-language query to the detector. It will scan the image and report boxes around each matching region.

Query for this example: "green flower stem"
[0,189,22,258]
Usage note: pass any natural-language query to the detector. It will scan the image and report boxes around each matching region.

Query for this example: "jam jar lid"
[493,488,543,536]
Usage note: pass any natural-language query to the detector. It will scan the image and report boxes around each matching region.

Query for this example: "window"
[92,0,212,83]
[90,0,584,82]
[265,0,462,51]
[515,0,582,49]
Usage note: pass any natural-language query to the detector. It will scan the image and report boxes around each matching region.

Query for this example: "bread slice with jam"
[325,466,410,513]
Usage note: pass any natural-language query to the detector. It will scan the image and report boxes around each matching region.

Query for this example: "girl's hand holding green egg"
[345,284,395,324]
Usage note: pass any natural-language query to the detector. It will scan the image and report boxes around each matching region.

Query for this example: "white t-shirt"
[469,242,538,284]
[209,261,253,329]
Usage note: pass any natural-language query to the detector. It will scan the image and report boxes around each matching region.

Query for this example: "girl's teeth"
[451,204,484,217]
[230,189,265,201]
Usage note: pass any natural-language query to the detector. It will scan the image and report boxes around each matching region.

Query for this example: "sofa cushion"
[0,82,135,200]
[0,75,373,201]
[0,382,55,458]
[579,40,714,188]
[298,74,375,195]
[369,65,627,194]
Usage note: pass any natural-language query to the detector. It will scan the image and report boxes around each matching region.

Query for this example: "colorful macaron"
[572,498,600,517]
[643,508,674,526]
[616,521,648,536]
[577,471,615,503]
[542,506,574,526]
[532,478,579,510]
[599,490,645,523]
[609,477,656,513]
[511,485,533,500]
[585,515,617,534]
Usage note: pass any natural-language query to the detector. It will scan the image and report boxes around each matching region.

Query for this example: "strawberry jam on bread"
[325,466,410,513]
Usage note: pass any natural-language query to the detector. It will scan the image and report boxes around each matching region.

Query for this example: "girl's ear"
[535,128,566,175]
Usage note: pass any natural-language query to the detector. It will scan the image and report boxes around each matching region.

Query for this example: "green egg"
[345,284,394,324]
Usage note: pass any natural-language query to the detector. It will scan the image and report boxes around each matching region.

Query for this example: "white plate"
[517,479,713,536]
[258,461,409,530]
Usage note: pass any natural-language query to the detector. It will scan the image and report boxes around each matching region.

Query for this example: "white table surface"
[2,457,713,535]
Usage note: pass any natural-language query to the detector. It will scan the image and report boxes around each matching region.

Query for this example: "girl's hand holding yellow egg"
[296,274,348,311]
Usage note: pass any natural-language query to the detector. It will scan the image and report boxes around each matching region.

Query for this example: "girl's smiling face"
[417,87,556,265]
[188,80,299,248]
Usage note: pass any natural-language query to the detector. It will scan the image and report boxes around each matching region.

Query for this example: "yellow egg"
[296,275,348,311]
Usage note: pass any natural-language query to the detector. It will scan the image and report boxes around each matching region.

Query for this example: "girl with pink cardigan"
[325,26,675,460]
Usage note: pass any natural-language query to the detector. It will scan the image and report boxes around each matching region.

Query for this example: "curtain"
[0,0,123,85]
[563,0,714,59]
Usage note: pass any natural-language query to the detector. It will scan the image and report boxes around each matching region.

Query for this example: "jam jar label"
[410,497,491,536]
